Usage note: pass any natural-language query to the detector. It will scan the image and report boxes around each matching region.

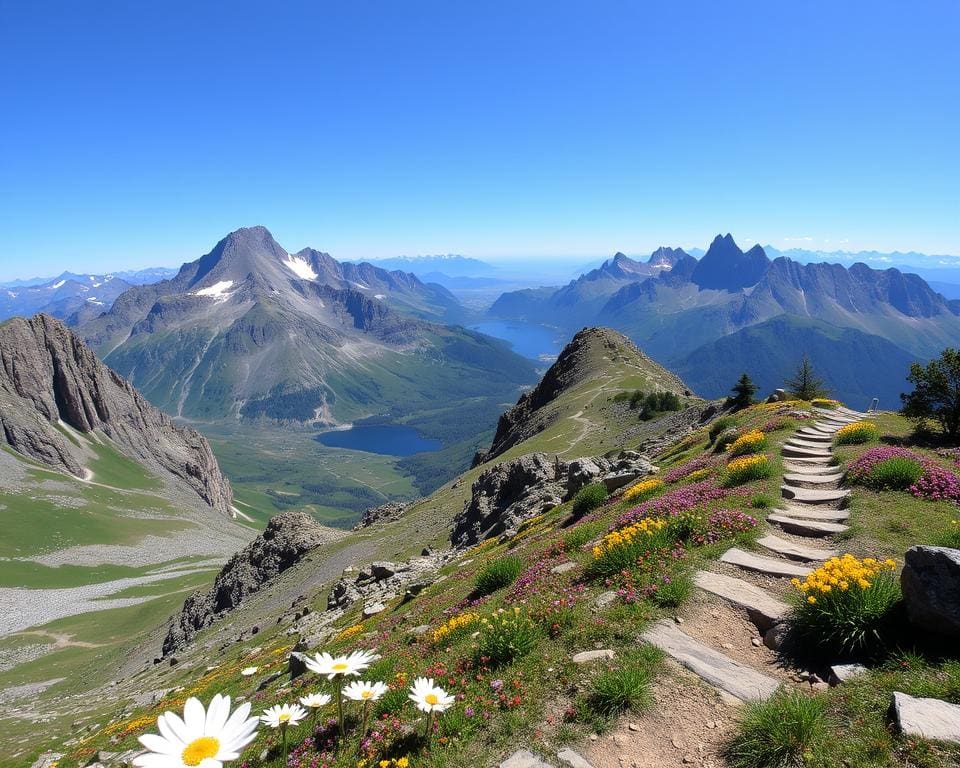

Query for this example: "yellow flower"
[623,478,664,502]
[728,429,767,456]
[807,596,816,604]
[593,517,668,558]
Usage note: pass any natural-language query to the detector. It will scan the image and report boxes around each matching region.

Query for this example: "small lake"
[470,321,564,362]
[315,424,441,456]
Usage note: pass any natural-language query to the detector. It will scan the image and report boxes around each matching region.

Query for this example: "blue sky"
[1,0,958,279]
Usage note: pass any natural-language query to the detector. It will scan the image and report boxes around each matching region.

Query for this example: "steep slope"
[475,327,692,463]
[0,313,233,514]
[675,315,918,408]
[77,226,535,424]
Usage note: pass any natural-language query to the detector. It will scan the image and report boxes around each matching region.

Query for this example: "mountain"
[488,246,691,327]
[0,273,134,324]
[360,254,496,277]
[475,327,692,464]
[674,315,918,409]
[77,226,535,426]
[490,233,960,402]
[0,314,233,514]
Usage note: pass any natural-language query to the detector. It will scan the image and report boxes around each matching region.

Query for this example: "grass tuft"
[725,690,828,768]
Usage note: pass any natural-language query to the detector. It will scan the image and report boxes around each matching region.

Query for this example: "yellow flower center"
[279,713,291,723]
[362,689,374,699]
[182,736,220,766]
[425,693,439,706]
[332,662,349,671]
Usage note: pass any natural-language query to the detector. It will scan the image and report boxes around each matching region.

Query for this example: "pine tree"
[729,373,758,410]
[785,356,828,401]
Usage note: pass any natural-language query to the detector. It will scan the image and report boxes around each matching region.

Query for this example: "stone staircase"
[642,406,867,703]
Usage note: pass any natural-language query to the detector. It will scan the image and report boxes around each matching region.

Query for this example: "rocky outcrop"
[475,327,690,465]
[451,450,656,547]
[901,545,960,639]
[326,554,445,613]
[0,314,233,514]
[353,501,408,530]
[162,511,344,654]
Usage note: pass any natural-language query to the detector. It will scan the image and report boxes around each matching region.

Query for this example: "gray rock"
[901,546,960,639]
[763,622,791,651]
[567,457,604,494]
[551,562,578,574]
[408,624,431,635]
[163,511,343,655]
[370,561,399,581]
[500,749,554,768]
[892,691,960,743]
[363,602,386,618]
[594,590,618,610]
[450,453,567,547]
[30,753,63,768]
[353,501,407,530]
[289,651,309,679]
[572,649,615,663]
[557,748,594,768]
[0,314,234,513]
[601,471,638,492]
[829,663,868,685]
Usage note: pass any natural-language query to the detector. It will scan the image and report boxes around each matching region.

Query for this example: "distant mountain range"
[76,226,536,428]
[358,254,496,277]
[0,268,177,323]
[489,234,960,407]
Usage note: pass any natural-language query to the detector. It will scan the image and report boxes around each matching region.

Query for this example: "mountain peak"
[647,246,688,269]
[692,234,770,290]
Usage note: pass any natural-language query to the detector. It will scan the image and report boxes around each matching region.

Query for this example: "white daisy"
[298,692,332,709]
[304,649,376,680]
[342,680,389,702]
[133,693,258,768]
[240,666,258,676]
[260,703,307,729]
[408,677,455,713]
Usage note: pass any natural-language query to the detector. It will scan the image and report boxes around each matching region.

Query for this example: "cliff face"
[162,510,344,654]
[0,313,233,515]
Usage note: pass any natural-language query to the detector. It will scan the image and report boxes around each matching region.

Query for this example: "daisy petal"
[138,733,179,755]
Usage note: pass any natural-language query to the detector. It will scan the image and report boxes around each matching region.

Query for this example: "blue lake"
[470,321,564,362]
[315,424,442,456]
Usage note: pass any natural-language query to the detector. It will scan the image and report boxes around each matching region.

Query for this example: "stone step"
[781,455,837,466]
[892,692,960,744]
[720,547,813,577]
[783,462,840,474]
[810,422,840,433]
[774,505,850,522]
[795,430,834,442]
[767,514,849,537]
[693,570,789,631]
[783,472,844,487]
[782,445,835,459]
[756,534,839,562]
[642,620,780,702]
[781,486,850,505]
[785,437,837,451]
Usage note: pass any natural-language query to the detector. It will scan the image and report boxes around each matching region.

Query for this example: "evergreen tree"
[729,373,758,410]
[901,348,960,439]
[785,356,828,401]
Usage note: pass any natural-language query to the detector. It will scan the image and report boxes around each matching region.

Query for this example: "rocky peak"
[691,234,770,291]
[162,510,345,655]
[0,314,233,514]
[647,246,688,269]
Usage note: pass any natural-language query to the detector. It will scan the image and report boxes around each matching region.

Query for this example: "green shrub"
[708,417,737,445]
[563,520,604,552]
[572,483,609,516]
[866,457,924,491]
[750,493,775,509]
[940,520,960,549]
[790,556,901,659]
[589,647,661,717]
[650,567,692,608]
[725,690,828,768]
[474,555,523,596]
[476,607,539,666]
[586,518,674,579]
[725,455,772,486]
[834,421,880,445]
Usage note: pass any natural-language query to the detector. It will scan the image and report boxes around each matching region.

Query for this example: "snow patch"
[193,280,235,298]
[374,294,386,300]
[86,297,105,305]
[50,280,66,289]
[284,255,318,280]
[351,281,369,290]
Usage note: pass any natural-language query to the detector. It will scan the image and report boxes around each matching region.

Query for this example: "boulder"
[901,546,960,639]
[566,457,604,494]
[892,691,960,743]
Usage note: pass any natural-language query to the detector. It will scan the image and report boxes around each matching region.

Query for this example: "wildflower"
[409,677,455,713]
[305,650,376,680]
[431,612,480,644]
[299,692,331,731]
[344,680,388,739]
[409,677,454,745]
[622,478,664,503]
[133,694,258,767]
[834,422,879,445]
[305,649,377,745]
[240,666,258,676]
[261,703,306,765]
[728,429,767,457]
